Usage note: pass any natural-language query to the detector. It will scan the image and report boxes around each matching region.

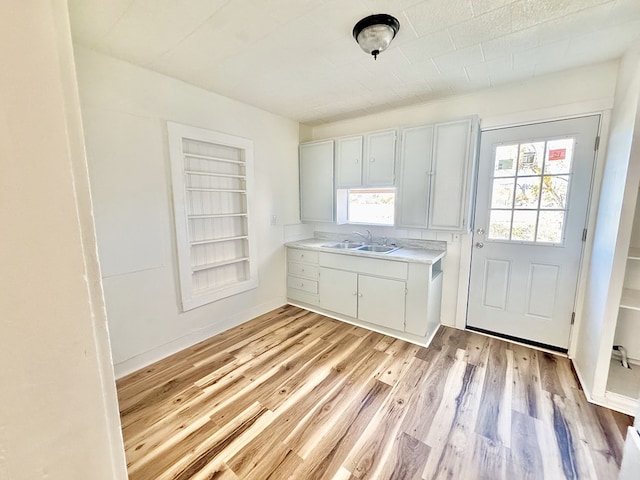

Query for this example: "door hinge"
[582,228,587,242]
[571,312,575,325]
[594,136,600,151]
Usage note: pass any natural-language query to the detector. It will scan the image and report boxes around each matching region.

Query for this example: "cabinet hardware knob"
[358,293,363,297]
[476,227,485,235]
[370,157,375,162]
[475,242,484,249]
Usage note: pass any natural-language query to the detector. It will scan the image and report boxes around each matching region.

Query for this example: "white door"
[467,116,599,350]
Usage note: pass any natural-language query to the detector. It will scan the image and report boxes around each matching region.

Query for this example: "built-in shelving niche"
[168,122,257,311]
[607,186,640,403]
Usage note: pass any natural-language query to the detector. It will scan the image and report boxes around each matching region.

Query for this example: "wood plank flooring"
[116,305,632,479]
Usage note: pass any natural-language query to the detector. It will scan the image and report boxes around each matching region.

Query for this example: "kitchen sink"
[321,242,362,249]
[356,244,399,253]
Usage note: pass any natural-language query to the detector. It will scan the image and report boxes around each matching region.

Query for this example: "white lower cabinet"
[357,275,406,331]
[285,250,442,342]
[317,267,357,318]
[287,248,320,305]
[318,267,406,331]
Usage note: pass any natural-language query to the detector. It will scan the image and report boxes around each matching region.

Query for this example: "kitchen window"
[338,187,396,226]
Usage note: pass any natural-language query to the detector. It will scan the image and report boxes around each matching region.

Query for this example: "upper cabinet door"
[299,140,334,223]
[428,118,477,231]
[336,136,363,187]
[396,125,434,228]
[365,130,397,186]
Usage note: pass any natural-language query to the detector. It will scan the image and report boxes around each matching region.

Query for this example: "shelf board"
[190,236,248,246]
[184,153,244,165]
[606,357,640,400]
[629,247,640,260]
[620,288,640,310]
[188,213,247,219]
[184,170,245,179]
[186,187,247,193]
[192,257,249,272]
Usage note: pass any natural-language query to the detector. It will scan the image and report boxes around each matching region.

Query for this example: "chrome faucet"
[353,229,373,244]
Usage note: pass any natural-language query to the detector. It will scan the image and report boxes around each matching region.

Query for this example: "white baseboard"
[113,297,287,379]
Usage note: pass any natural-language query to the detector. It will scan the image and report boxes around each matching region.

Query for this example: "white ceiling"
[68,0,640,126]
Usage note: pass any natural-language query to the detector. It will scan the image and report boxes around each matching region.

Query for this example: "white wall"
[74,47,301,377]
[308,62,619,329]
[0,1,126,479]
[574,47,640,401]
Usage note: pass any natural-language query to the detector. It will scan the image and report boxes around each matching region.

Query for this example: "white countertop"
[285,238,446,265]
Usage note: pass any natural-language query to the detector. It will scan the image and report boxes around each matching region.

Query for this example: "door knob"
[475,242,484,249]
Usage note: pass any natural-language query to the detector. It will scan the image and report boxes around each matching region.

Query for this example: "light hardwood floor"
[117,305,632,479]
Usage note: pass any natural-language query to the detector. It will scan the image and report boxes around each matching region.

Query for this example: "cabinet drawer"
[287,275,318,294]
[319,252,408,280]
[288,262,319,279]
[288,248,318,264]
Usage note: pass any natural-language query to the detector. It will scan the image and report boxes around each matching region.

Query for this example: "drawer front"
[288,262,319,279]
[288,248,318,264]
[318,252,408,280]
[287,275,318,294]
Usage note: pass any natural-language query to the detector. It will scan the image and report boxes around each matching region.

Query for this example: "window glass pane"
[544,138,574,175]
[517,142,544,176]
[537,211,565,243]
[511,210,537,241]
[348,189,395,225]
[541,175,568,209]
[489,210,512,240]
[514,177,540,208]
[494,144,518,177]
[491,178,515,208]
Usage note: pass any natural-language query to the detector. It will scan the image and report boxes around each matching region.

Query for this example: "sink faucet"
[353,229,373,244]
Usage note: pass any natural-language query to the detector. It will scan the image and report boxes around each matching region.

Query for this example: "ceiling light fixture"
[352,14,400,60]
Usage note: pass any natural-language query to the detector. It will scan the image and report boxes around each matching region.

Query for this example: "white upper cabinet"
[429,119,476,231]
[299,140,334,223]
[396,117,478,231]
[396,125,434,228]
[365,130,397,186]
[336,136,363,187]
[335,130,396,188]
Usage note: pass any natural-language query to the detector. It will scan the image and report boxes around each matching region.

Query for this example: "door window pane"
[512,210,537,241]
[489,210,512,240]
[544,139,574,175]
[514,177,541,208]
[494,145,518,177]
[537,211,565,243]
[517,142,544,175]
[491,178,515,208]
[541,175,568,209]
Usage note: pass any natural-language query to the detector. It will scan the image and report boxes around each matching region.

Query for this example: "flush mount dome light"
[353,14,400,60]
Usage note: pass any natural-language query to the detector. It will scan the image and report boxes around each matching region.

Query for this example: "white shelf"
[190,236,248,246]
[620,288,640,310]
[188,213,247,219]
[192,257,249,272]
[629,247,640,260]
[607,357,640,400]
[186,187,246,193]
[184,170,245,179]
[184,153,244,165]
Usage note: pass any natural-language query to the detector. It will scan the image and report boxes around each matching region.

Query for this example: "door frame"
[455,110,611,358]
